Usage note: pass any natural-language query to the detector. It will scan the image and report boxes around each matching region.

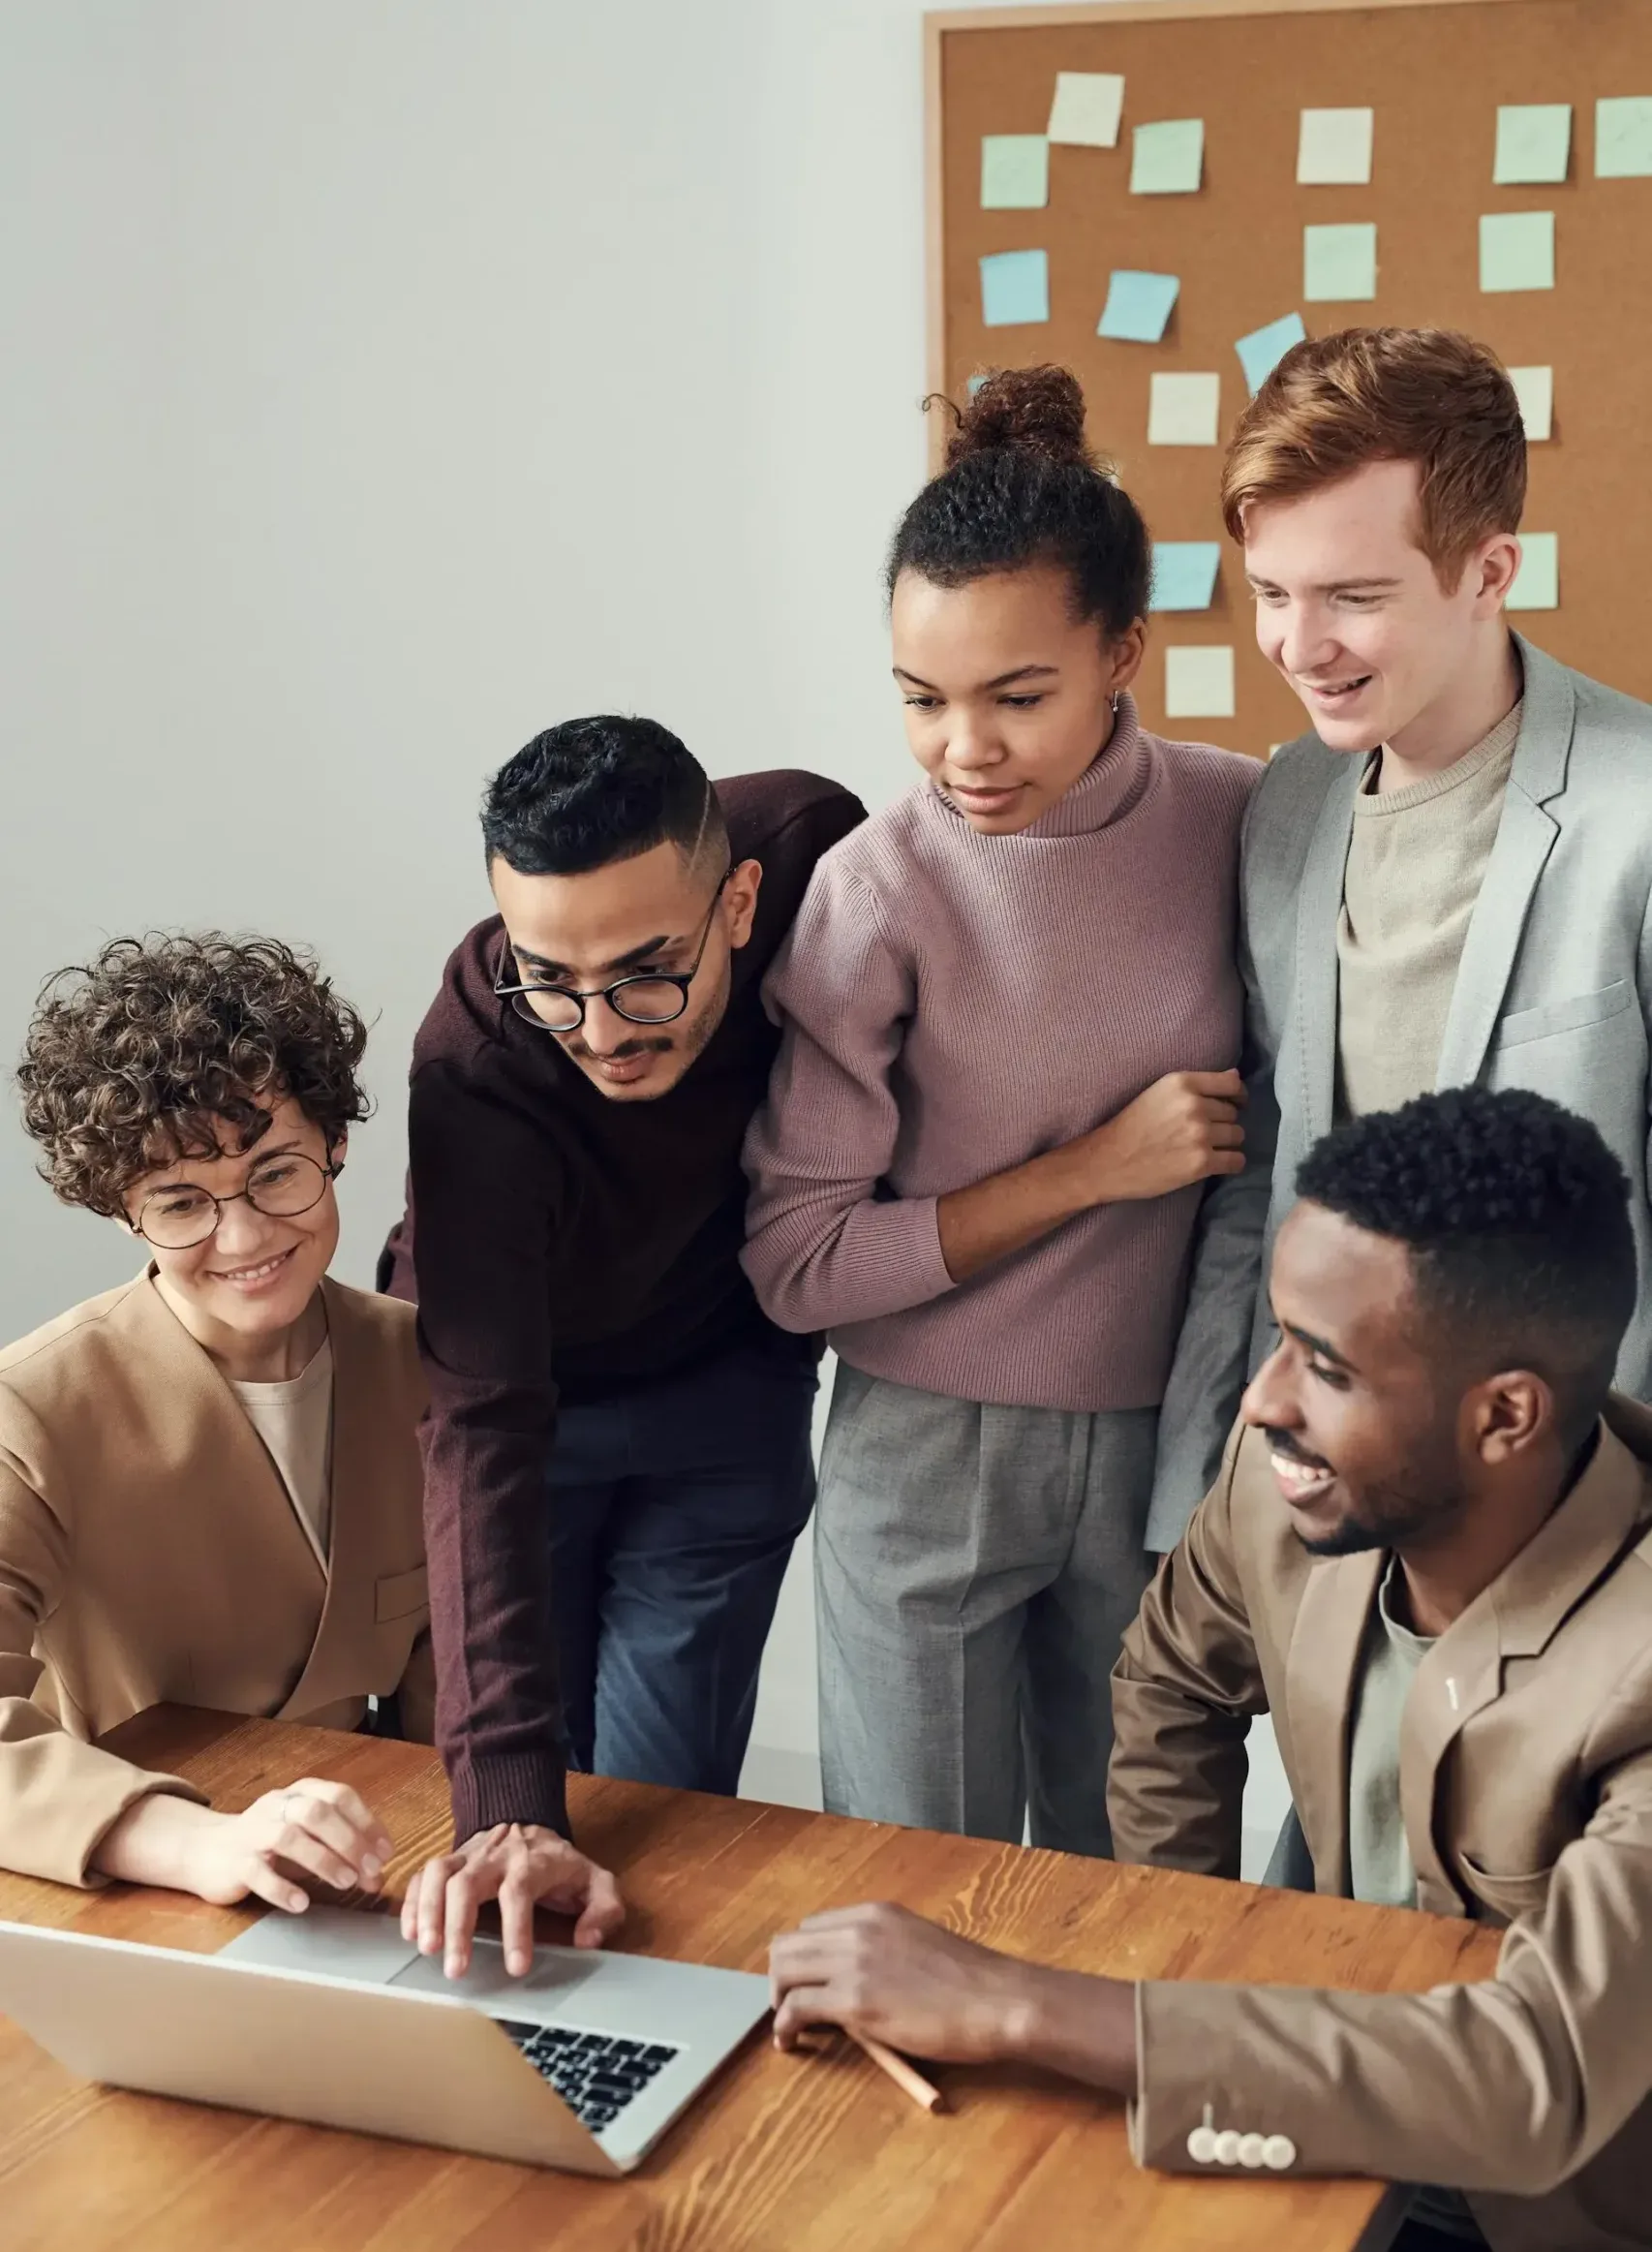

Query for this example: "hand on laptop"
[401,1823,626,1978]
[92,1778,395,1911]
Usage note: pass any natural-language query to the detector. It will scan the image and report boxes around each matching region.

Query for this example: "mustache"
[1264,1426,1332,1472]
[567,1036,674,1061]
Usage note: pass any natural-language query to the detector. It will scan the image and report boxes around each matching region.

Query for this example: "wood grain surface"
[0,1709,1501,2252]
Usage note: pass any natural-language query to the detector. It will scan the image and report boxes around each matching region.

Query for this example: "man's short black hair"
[1296,1087,1635,1446]
[481,715,727,879]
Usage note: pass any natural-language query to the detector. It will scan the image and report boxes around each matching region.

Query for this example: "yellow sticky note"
[1048,72,1124,148]
[1508,533,1559,611]
[1509,365,1553,442]
[1147,372,1221,447]
[1165,646,1236,720]
[1298,108,1374,186]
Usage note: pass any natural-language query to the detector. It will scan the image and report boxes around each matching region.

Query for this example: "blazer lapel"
[118,1275,328,1593]
[1283,1549,1382,1894]
[276,1277,368,1720]
[1292,755,1362,1145]
[1399,1413,1646,1913]
[1433,640,1573,1090]
[112,1273,328,1704]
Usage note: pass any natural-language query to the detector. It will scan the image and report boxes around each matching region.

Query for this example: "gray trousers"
[814,1363,1157,1857]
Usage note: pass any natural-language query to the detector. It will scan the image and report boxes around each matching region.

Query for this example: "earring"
[1111,691,1120,715]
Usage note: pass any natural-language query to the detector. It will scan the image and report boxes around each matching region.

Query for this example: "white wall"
[0,0,1290,1853]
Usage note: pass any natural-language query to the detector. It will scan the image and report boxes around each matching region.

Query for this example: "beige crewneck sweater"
[230,1337,334,1569]
[1335,702,1523,1119]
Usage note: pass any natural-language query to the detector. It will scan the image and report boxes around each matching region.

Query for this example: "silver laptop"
[0,1907,770,2175]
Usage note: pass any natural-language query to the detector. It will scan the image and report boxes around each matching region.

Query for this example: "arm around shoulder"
[1145,786,1282,1551]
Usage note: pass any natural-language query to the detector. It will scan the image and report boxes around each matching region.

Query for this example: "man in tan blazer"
[768,1087,1652,2252]
[0,936,444,1913]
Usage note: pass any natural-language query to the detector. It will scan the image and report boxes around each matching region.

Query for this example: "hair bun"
[946,364,1094,469]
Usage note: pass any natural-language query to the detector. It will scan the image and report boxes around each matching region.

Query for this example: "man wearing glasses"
[381,715,862,1972]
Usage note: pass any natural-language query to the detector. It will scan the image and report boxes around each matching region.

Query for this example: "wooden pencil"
[850,2030,945,2113]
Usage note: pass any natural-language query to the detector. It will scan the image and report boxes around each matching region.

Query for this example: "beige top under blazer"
[1110,1397,1652,2252]
[0,1271,433,1887]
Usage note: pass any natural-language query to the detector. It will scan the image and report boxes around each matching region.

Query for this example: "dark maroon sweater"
[381,770,864,1839]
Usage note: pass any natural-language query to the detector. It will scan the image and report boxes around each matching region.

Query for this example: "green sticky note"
[1480,210,1554,293]
[1303,222,1377,301]
[1508,532,1558,612]
[1494,104,1572,185]
[1597,97,1652,178]
[1131,118,1204,195]
[982,135,1049,209]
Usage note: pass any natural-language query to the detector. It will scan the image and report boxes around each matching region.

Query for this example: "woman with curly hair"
[743,366,1259,1854]
[0,934,435,1909]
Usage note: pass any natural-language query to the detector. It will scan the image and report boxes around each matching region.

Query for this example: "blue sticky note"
[1098,270,1180,343]
[980,249,1049,326]
[1480,210,1554,293]
[967,373,991,397]
[981,134,1050,210]
[1150,542,1222,612]
[1236,312,1308,395]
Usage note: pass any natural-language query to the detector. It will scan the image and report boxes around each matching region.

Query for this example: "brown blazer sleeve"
[1108,1422,1267,1879]
[1132,1691,1652,2193]
[0,1437,201,1888]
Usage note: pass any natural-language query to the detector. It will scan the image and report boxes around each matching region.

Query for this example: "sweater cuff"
[449,1750,572,1846]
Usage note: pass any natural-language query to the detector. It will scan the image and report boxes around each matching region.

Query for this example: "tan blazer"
[1110,1398,1652,2252]
[0,1271,433,1888]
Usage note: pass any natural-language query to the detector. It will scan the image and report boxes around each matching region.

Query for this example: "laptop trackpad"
[389,1940,601,2021]
[220,1905,600,2023]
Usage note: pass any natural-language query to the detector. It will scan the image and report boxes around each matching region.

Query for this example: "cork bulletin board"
[926,0,1652,756]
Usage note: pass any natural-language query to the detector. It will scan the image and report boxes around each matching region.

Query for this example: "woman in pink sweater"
[742,367,1260,1854]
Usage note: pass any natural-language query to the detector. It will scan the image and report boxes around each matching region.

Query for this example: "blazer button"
[1186,2125,1218,2164]
[1237,2133,1268,2169]
[1262,2135,1298,2171]
[1213,2130,1242,2167]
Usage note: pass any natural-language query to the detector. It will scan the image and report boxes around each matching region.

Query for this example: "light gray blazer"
[1148,636,1652,1549]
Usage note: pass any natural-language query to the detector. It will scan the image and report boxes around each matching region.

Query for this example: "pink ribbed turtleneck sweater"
[741,699,1260,1412]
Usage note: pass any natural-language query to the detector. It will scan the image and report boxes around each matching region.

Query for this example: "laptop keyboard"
[499,2021,680,2135]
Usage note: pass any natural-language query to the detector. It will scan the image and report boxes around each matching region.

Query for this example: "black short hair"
[888,365,1150,639]
[1296,1088,1636,1444]
[480,715,727,879]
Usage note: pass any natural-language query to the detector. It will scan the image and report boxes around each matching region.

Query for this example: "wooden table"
[0,1708,1501,2252]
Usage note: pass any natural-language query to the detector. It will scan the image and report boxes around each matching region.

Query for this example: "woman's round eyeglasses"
[130,1152,341,1250]
[494,870,731,1035]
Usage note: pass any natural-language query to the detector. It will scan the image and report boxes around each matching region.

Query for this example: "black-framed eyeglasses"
[130,1151,342,1250]
[494,870,731,1034]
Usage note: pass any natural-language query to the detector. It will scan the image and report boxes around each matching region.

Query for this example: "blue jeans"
[545,1339,817,1793]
